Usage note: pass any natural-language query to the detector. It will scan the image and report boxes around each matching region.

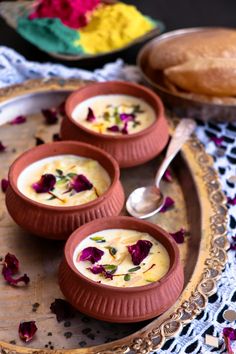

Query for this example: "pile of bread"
[148,29,236,104]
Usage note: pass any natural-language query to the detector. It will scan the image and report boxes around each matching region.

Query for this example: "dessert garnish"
[79,247,104,264]
[163,169,173,182]
[160,196,175,212]
[169,228,185,244]
[106,246,117,258]
[223,327,236,354]
[19,321,37,342]
[35,136,45,146]
[1,178,9,193]
[50,298,75,322]
[88,264,115,279]
[90,236,106,243]
[211,136,224,147]
[69,174,93,193]
[228,197,236,206]
[42,109,58,125]
[1,253,30,286]
[230,236,236,250]
[127,240,153,265]
[10,115,27,125]
[32,174,56,193]
[86,107,96,122]
[0,141,6,152]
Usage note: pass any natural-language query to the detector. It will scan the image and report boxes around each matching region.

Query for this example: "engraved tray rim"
[0,78,228,354]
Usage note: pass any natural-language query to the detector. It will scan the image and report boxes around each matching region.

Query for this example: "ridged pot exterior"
[6,141,125,240]
[58,216,184,322]
[6,180,125,240]
[62,81,169,168]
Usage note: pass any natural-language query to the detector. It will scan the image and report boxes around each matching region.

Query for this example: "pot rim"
[8,141,121,212]
[65,81,165,140]
[64,216,181,293]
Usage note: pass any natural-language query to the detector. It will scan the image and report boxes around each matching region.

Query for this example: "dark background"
[0,0,236,68]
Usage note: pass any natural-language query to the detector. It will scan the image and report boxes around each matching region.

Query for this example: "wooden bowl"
[6,141,125,240]
[58,216,184,323]
[61,81,169,168]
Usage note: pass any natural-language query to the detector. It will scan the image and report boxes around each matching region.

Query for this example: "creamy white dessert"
[72,94,156,135]
[73,229,170,287]
[17,155,111,206]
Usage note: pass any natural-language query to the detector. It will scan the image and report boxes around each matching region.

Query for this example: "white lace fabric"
[0,46,235,354]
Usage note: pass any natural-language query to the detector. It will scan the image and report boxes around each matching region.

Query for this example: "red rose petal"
[228,197,236,206]
[10,115,27,125]
[107,125,120,133]
[70,174,93,193]
[1,178,9,193]
[2,267,30,286]
[121,121,129,135]
[79,247,104,264]
[86,107,96,122]
[88,265,113,279]
[127,240,153,266]
[210,136,224,147]
[3,253,19,274]
[50,298,75,322]
[42,109,58,125]
[120,113,135,122]
[223,327,236,354]
[169,228,185,244]
[19,321,37,342]
[230,236,236,250]
[32,174,56,193]
[0,141,6,152]
[160,196,175,212]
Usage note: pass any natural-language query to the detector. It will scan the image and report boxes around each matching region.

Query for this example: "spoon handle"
[155,119,196,187]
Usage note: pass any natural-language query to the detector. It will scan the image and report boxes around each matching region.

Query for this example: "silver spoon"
[126,119,196,219]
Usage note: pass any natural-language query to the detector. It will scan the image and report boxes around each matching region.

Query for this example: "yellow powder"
[75,3,155,54]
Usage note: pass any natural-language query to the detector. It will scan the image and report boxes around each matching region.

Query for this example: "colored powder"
[17,17,83,54]
[75,3,156,54]
[28,0,100,29]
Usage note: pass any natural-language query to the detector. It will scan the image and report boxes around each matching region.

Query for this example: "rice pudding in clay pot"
[61,81,169,168]
[6,141,125,240]
[59,216,184,323]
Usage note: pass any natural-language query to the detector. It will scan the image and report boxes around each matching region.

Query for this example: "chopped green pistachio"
[103,264,117,274]
[124,274,131,281]
[67,173,77,178]
[146,279,155,283]
[128,266,141,273]
[56,169,63,176]
[106,246,117,257]
[90,236,106,243]
[103,112,110,121]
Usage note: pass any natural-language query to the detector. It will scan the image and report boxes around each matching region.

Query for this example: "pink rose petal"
[19,321,37,342]
[169,228,185,244]
[79,247,104,264]
[86,107,96,122]
[127,240,153,265]
[10,115,27,125]
[160,196,175,212]
[32,174,56,193]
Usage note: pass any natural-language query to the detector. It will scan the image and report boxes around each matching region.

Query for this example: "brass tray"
[138,27,236,122]
[0,78,228,354]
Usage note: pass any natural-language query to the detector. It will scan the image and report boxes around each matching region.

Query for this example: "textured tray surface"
[0,79,228,353]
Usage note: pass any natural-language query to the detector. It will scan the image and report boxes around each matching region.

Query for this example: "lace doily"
[0,46,235,354]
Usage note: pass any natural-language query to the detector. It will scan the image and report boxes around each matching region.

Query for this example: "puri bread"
[149,29,236,70]
[164,58,236,96]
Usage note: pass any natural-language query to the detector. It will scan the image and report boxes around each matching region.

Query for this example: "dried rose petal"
[50,299,75,322]
[160,196,175,212]
[120,113,135,122]
[1,178,9,193]
[32,174,56,193]
[10,115,27,125]
[128,240,153,266]
[35,137,45,146]
[210,136,224,147]
[3,253,19,274]
[70,174,93,193]
[42,109,58,125]
[228,197,236,206]
[163,169,173,182]
[86,107,96,122]
[2,267,30,286]
[19,321,37,342]
[230,236,236,250]
[52,133,62,141]
[169,228,185,244]
[107,125,120,132]
[0,141,6,152]
[88,265,113,279]
[223,327,236,354]
[121,122,129,135]
[79,247,104,264]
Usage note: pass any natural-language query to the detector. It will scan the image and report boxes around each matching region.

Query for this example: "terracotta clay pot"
[6,141,125,240]
[61,81,169,168]
[58,216,184,323]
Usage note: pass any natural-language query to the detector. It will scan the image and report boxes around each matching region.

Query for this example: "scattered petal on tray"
[42,109,58,125]
[52,133,61,141]
[223,327,236,354]
[160,196,175,212]
[228,197,236,206]
[0,141,6,152]
[169,228,185,244]
[163,169,173,182]
[50,299,75,322]
[19,321,37,342]
[210,136,224,147]
[1,178,9,193]
[1,253,30,286]
[35,136,45,146]
[10,115,27,125]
